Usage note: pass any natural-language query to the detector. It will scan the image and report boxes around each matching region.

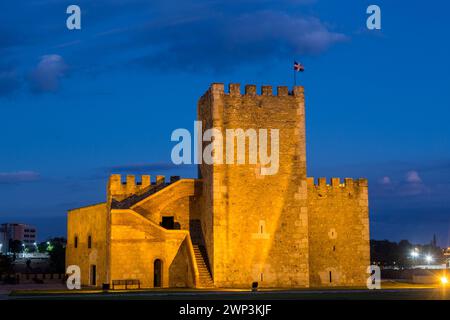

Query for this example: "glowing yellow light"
[440,276,448,285]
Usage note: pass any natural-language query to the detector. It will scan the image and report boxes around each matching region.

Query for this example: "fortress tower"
[198,84,309,287]
[66,83,370,289]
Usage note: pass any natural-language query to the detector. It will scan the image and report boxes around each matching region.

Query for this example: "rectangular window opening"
[161,216,175,230]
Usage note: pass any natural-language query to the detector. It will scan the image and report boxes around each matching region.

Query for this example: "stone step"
[191,241,213,287]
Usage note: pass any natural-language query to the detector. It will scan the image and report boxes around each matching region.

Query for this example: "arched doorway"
[154,259,162,287]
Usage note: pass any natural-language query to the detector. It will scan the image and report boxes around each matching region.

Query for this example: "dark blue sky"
[0,1,449,245]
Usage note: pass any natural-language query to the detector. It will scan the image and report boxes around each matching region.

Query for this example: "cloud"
[375,170,429,197]
[0,171,40,184]
[98,162,197,180]
[0,0,348,87]
[29,54,68,93]
[405,170,422,184]
[379,176,391,185]
[398,170,428,196]
[130,8,348,72]
[104,162,179,173]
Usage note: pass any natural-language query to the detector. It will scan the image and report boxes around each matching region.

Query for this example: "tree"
[47,237,66,273]
[0,254,12,274]
[9,239,23,254]
[37,241,48,253]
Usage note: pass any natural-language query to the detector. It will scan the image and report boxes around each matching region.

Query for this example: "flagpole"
[294,68,297,87]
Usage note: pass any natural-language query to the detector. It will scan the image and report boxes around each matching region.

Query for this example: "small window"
[161,217,175,230]
[333,245,336,252]
[74,236,78,248]
[259,220,265,234]
[90,265,97,286]
[329,271,332,283]
[88,235,92,249]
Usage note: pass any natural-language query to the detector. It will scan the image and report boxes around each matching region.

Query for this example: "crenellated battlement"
[306,177,368,206]
[307,177,368,190]
[205,83,304,98]
[108,174,178,200]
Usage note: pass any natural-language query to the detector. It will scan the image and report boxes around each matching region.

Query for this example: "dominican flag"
[294,61,304,72]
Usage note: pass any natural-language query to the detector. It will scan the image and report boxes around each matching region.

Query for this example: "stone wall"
[110,209,195,288]
[198,92,215,272]
[198,83,309,288]
[108,174,154,201]
[307,177,370,287]
[66,203,108,287]
[132,179,202,230]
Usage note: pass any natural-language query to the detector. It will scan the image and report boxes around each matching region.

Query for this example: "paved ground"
[0,283,66,300]
[2,282,450,300]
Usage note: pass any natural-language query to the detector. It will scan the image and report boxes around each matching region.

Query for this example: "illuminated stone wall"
[110,209,195,288]
[132,179,202,231]
[66,203,108,287]
[198,84,310,288]
[307,177,370,287]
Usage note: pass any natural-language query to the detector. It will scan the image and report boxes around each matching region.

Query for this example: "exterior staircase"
[193,244,214,288]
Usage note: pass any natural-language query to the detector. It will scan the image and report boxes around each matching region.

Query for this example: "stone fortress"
[66,83,370,289]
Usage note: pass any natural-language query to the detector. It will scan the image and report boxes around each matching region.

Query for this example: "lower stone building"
[66,83,370,288]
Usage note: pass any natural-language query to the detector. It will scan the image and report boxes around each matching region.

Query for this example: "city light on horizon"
[411,250,419,258]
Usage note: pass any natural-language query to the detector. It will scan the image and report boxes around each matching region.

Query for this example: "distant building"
[0,223,37,253]
[0,229,6,254]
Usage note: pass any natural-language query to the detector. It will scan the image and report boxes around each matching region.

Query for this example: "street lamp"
[410,248,419,267]
[425,255,433,264]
